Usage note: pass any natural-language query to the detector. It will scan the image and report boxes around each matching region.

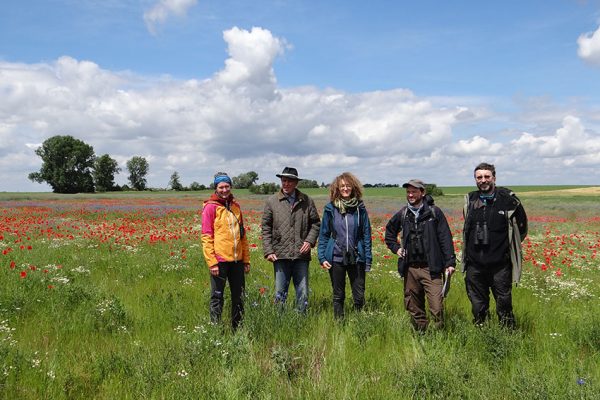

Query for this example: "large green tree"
[126,156,149,191]
[169,171,183,191]
[232,171,259,189]
[93,154,121,192]
[28,135,95,193]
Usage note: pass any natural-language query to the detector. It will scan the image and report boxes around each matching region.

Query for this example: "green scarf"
[334,197,359,214]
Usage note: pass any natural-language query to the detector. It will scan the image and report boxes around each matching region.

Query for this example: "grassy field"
[0,188,599,399]
[0,184,595,200]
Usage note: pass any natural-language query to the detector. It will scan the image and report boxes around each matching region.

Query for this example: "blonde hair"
[329,172,363,201]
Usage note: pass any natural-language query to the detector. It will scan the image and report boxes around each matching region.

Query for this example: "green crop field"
[0,187,599,399]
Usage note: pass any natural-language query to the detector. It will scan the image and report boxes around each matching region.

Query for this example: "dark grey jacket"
[262,189,321,260]
[384,202,456,276]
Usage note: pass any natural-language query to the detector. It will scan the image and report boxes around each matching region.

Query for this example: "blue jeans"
[273,259,309,312]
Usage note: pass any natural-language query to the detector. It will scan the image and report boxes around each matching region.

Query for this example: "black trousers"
[210,261,245,329]
[328,262,366,318]
[465,262,515,327]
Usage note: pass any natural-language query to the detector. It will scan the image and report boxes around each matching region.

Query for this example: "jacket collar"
[277,188,302,202]
[325,200,364,212]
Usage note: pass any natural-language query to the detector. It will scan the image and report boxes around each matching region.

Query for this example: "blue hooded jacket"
[317,201,373,270]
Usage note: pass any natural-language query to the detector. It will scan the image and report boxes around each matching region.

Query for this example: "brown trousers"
[404,264,444,331]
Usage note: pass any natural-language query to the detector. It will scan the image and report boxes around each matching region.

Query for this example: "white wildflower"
[174,325,187,334]
[72,266,90,274]
[177,369,189,378]
[50,276,70,285]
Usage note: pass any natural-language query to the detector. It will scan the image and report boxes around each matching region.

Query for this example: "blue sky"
[2,0,600,191]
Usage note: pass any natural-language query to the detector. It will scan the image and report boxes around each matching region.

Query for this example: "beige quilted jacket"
[261,189,321,260]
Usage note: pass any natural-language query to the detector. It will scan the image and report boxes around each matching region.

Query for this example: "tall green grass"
[0,191,598,398]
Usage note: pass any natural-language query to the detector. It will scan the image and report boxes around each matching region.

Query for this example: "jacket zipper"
[227,207,238,261]
[344,213,349,251]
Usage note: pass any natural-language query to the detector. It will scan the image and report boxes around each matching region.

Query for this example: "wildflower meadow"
[0,188,599,399]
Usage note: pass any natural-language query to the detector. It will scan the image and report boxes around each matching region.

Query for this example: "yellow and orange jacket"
[201,194,250,268]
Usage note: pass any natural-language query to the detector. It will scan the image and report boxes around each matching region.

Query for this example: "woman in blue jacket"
[318,172,372,319]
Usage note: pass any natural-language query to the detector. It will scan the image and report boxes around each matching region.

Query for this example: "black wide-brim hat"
[276,166,302,181]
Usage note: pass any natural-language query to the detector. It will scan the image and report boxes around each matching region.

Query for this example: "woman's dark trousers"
[210,261,245,330]
[328,262,366,319]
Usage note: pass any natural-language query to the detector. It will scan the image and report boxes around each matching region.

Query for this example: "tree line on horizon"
[27,135,443,195]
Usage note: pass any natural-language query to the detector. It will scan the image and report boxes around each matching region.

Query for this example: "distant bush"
[249,182,280,194]
[364,183,399,188]
[426,183,444,196]
[189,182,207,191]
[297,179,319,188]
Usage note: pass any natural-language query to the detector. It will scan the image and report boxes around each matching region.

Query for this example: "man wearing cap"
[462,163,527,328]
[385,179,456,331]
[262,167,321,312]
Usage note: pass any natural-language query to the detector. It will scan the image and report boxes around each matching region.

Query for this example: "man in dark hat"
[262,167,321,312]
[385,179,456,331]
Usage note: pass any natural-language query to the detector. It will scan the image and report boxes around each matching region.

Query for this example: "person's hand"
[209,265,219,276]
[321,261,332,270]
[397,248,406,258]
[299,241,311,254]
[244,263,250,273]
[446,266,455,275]
[266,253,277,262]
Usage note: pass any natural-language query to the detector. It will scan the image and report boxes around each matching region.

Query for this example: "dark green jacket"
[261,189,321,260]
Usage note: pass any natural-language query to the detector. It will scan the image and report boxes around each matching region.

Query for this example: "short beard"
[478,183,495,194]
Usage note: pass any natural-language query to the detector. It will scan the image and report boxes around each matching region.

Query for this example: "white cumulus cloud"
[510,116,597,157]
[2,26,600,191]
[214,26,287,99]
[144,0,198,35]
[447,136,503,156]
[577,24,600,66]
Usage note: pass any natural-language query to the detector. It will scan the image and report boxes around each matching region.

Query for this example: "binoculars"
[474,221,489,245]
[408,233,425,255]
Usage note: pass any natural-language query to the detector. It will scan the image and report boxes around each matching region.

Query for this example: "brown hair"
[329,172,363,201]
[474,162,496,177]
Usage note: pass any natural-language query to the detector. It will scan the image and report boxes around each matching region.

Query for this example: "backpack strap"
[399,206,408,228]
[400,204,437,226]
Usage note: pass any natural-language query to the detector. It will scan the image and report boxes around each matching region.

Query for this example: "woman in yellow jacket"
[201,172,250,330]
